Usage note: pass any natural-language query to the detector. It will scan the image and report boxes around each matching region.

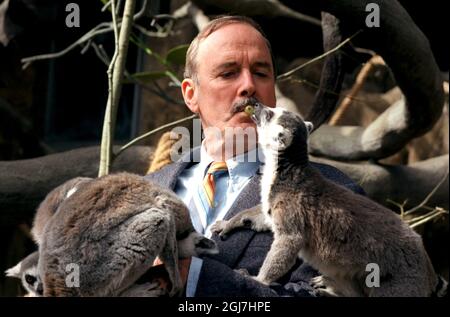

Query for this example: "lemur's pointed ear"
[305,121,314,133]
[5,261,22,278]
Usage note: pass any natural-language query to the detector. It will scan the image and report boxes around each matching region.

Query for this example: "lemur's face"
[21,266,43,296]
[250,103,313,155]
[6,252,43,296]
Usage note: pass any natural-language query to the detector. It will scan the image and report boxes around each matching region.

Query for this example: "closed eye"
[220,71,236,79]
[254,71,268,78]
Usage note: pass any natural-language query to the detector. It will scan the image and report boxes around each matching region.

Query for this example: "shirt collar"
[199,142,263,189]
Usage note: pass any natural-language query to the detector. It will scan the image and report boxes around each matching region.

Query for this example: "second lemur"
[212,102,447,297]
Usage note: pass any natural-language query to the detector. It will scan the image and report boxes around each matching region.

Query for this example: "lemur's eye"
[25,274,36,285]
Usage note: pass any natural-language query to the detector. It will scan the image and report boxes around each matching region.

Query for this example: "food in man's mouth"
[244,105,255,116]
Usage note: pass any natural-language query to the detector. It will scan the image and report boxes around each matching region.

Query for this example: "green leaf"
[165,44,189,66]
[124,71,168,83]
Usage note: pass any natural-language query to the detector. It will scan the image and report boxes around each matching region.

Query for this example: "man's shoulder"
[144,162,177,181]
[144,147,200,186]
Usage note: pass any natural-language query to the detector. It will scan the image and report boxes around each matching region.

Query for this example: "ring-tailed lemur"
[39,172,218,297]
[212,101,447,297]
[6,251,42,296]
[7,173,218,297]
[5,177,93,296]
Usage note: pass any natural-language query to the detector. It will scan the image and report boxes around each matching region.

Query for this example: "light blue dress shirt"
[174,144,264,296]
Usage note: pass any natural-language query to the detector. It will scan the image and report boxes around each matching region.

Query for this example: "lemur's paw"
[310,276,326,289]
[310,276,339,297]
[210,220,226,234]
[211,220,232,239]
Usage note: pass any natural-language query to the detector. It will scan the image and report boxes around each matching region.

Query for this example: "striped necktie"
[200,161,228,225]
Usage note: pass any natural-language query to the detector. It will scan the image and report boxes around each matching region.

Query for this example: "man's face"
[182,23,276,135]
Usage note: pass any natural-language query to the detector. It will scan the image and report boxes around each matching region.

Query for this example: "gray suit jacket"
[144,147,365,297]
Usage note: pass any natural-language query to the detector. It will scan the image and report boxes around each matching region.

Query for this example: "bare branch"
[404,168,450,216]
[387,198,408,217]
[115,114,198,158]
[99,0,136,176]
[21,0,150,68]
[91,43,110,66]
[133,0,148,20]
[408,208,448,229]
[133,24,172,38]
[329,55,385,125]
[99,0,120,177]
[91,42,185,105]
[277,30,362,82]
[101,0,112,12]
[21,23,112,68]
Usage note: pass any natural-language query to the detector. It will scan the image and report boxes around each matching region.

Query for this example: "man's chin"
[229,113,256,129]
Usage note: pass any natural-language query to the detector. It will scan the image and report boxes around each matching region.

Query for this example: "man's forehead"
[198,23,270,57]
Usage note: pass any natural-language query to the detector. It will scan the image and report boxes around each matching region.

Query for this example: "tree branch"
[0,146,154,226]
[115,114,198,158]
[329,55,385,125]
[308,0,445,160]
[311,154,449,210]
[99,0,136,177]
[191,0,321,26]
[20,0,150,68]
[277,30,362,82]
[21,23,112,68]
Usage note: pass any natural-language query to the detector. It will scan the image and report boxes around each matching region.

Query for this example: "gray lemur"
[5,177,93,296]
[38,172,218,297]
[211,102,447,297]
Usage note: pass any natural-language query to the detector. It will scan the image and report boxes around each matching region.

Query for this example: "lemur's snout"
[250,102,264,125]
[37,283,43,296]
[252,103,275,126]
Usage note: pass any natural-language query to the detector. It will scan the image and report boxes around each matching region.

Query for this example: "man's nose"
[238,70,256,97]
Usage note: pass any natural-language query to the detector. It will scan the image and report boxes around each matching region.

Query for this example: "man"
[144,15,364,296]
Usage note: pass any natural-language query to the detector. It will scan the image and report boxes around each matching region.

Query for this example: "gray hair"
[184,15,276,81]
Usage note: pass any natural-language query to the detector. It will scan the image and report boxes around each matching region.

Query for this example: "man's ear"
[181,78,198,113]
[304,121,314,133]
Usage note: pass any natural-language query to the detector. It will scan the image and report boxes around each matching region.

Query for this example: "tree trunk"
[312,154,449,210]
[0,146,154,226]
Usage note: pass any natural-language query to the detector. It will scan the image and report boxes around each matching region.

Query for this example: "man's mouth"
[231,97,260,114]
[231,97,267,126]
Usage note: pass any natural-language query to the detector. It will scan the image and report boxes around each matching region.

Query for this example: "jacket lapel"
[210,173,262,268]
[225,173,261,220]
